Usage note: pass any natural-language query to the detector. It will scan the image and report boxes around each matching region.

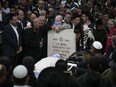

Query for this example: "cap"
[92,41,103,50]
[13,65,28,79]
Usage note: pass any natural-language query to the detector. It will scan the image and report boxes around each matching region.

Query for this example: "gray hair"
[108,19,116,27]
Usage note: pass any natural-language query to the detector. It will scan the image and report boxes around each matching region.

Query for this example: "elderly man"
[23,16,52,62]
[52,15,71,32]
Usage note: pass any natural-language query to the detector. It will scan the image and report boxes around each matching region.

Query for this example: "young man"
[2,13,22,68]
[81,11,95,50]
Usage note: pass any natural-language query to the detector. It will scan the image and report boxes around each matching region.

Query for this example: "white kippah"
[13,65,28,79]
[93,41,103,50]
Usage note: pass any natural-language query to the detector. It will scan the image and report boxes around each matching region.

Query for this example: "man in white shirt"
[2,13,22,68]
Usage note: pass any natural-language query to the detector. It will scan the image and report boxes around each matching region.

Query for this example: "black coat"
[23,24,51,61]
[76,71,107,87]
[2,24,22,57]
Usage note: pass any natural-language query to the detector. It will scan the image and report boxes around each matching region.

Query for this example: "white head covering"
[13,65,28,79]
[92,41,103,50]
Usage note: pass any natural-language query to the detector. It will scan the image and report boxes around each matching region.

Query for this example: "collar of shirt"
[10,24,17,29]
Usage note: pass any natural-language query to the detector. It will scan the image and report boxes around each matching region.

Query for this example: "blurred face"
[73,17,81,25]
[108,20,115,30]
[30,13,37,21]
[55,15,62,22]
[54,15,62,25]
[26,11,32,18]
[87,1,93,9]
[48,0,56,4]
[97,25,103,30]
[38,0,44,10]
[103,14,109,22]
[41,10,47,17]
[108,5,114,14]
[77,8,82,15]
[33,19,42,29]
[65,9,72,14]
[19,0,27,5]
[3,1,9,8]
[98,13,103,20]
[82,14,88,22]
[38,16,46,26]
[48,8,55,17]
[94,5,99,12]
[28,0,34,5]
[18,10,24,21]
[10,16,18,26]
[65,14,72,22]
[10,8,16,14]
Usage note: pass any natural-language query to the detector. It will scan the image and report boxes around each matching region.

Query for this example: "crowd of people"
[0,0,116,87]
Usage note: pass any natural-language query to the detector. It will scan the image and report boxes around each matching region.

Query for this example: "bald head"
[38,15,46,25]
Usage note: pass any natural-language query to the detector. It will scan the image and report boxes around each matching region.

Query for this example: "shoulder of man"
[102,68,112,77]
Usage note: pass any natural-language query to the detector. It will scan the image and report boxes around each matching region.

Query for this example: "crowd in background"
[0,0,116,87]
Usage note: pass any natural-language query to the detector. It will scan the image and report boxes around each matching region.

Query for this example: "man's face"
[65,14,72,22]
[10,8,16,14]
[82,14,87,22]
[98,13,103,19]
[38,0,44,9]
[48,8,55,17]
[73,17,81,25]
[39,16,46,26]
[77,8,82,15]
[33,19,42,29]
[48,0,56,4]
[30,13,37,20]
[28,0,34,5]
[108,5,114,14]
[19,0,26,5]
[18,10,24,21]
[10,16,18,26]
[87,1,93,9]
